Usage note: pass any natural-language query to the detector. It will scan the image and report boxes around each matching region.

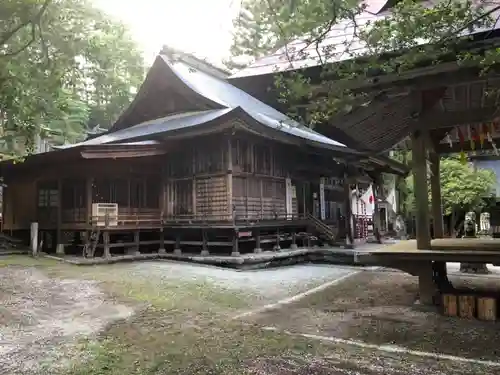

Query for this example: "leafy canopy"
[404,157,496,215]
[229,0,498,125]
[0,0,144,157]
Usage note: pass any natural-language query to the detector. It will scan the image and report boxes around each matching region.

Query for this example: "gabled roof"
[74,55,354,153]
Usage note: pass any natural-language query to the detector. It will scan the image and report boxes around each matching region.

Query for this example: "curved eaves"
[76,109,235,146]
[230,107,360,155]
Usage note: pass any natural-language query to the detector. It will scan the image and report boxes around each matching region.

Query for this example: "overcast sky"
[94,0,240,65]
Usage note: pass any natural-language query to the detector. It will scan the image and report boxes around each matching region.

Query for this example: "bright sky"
[93,0,240,65]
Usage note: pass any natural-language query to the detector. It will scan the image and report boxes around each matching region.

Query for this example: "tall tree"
[0,0,144,157]
[404,157,496,222]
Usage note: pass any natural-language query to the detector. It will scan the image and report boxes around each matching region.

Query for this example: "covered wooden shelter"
[228,0,500,305]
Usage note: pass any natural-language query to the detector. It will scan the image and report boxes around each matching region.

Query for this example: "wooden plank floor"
[372,239,500,253]
[363,239,500,263]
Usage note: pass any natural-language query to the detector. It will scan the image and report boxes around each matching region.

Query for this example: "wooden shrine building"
[0,53,406,258]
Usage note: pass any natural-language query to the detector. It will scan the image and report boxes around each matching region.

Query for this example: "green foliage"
[229,0,499,125]
[404,156,496,216]
[440,158,496,215]
[0,0,144,158]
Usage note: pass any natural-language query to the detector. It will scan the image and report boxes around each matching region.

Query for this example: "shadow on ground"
[244,271,500,362]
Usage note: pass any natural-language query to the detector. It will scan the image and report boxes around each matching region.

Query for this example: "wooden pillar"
[201,229,209,256]
[412,130,431,249]
[417,261,436,305]
[290,232,298,250]
[372,183,383,244]
[231,230,240,257]
[158,228,166,254]
[103,231,111,258]
[174,233,182,255]
[430,152,444,238]
[344,177,354,249]
[227,137,233,222]
[134,230,140,255]
[56,178,62,248]
[274,229,281,251]
[254,229,262,253]
[86,177,93,226]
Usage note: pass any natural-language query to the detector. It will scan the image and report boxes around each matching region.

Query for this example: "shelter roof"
[227,1,500,154]
[230,1,500,79]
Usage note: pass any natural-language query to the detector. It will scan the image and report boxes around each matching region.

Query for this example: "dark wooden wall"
[2,131,349,230]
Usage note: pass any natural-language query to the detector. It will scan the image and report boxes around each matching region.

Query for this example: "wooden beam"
[436,139,500,154]
[412,130,431,249]
[418,106,500,130]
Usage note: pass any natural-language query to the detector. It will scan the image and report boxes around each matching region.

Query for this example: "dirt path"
[0,266,133,375]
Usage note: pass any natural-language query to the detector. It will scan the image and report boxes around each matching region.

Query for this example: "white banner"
[319,180,326,220]
[285,178,293,219]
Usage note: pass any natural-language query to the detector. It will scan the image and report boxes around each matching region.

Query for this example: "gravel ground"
[131,261,358,301]
[4,257,500,375]
[0,260,358,374]
[0,266,133,375]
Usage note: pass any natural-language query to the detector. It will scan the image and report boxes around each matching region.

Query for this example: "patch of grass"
[0,254,61,268]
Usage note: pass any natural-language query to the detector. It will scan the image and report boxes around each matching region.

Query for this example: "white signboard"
[285,178,293,218]
[319,179,326,220]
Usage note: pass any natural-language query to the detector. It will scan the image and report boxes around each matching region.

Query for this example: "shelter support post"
[383,260,437,306]
[411,130,431,249]
[418,261,436,305]
[429,152,444,238]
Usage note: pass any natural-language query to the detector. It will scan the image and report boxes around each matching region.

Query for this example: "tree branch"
[0,0,52,58]
[0,23,37,58]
